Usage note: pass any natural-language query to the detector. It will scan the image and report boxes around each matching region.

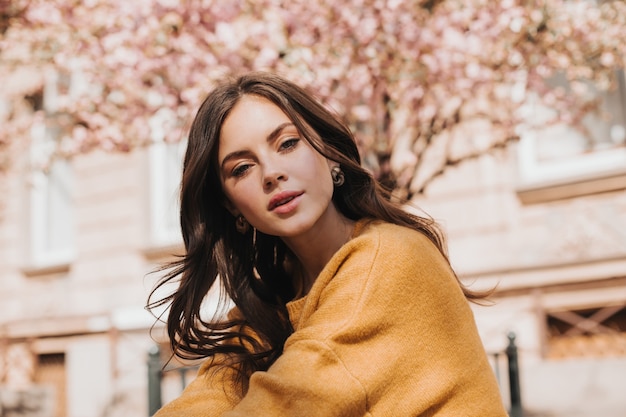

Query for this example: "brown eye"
[279,138,299,151]
[232,164,252,177]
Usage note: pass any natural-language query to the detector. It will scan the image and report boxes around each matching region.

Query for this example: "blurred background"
[0,0,625,416]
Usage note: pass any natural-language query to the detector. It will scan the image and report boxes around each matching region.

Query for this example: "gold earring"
[331,166,344,187]
[235,215,250,234]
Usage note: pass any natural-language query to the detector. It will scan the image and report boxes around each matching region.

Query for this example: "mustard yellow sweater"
[155,219,508,416]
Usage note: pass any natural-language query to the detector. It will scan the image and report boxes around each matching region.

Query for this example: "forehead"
[218,95,293,157]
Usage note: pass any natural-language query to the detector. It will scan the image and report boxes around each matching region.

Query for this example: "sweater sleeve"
[222,223,507,416]
[222,338,369,417]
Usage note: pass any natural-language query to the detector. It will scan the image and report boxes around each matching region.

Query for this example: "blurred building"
[0,71,625,417]
[414,71,626,417]
[0,73,194,416]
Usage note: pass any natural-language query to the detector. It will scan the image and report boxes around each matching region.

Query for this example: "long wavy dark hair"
[147,71,486,390]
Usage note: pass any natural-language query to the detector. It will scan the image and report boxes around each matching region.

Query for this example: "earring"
[235,215,250,234]
[331,166,345,187]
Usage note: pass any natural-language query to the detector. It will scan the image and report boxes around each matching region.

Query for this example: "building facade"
[1,74,625,417]
[414,73,626,416]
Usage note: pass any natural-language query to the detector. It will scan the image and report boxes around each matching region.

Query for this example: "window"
[35,353,67,417]
[516,71,626,204]
[546,303,626,359]
[28,156,74,268]
[27,73,75,269]
[148,108,186,247]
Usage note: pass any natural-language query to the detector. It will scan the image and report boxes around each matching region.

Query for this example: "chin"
[271,218,319,239]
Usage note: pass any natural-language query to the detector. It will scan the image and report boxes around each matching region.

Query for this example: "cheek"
[305,156,335,199]
[316,157,335,189]
[301,149,332,180]
[224,178,265,219]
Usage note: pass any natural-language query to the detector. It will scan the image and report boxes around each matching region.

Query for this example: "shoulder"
[347,219,445,265]
[337,219,458,299]
[289,218,461,332]
[357,219,431,242]
[314,219,451,295]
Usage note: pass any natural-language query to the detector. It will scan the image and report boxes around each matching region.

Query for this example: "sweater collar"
[285,217,373,326]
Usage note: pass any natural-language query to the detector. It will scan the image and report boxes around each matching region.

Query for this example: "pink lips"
[268,190,303,213]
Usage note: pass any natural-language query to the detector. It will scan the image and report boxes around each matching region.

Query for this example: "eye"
[231,163,252,178]
[279,138,299,151]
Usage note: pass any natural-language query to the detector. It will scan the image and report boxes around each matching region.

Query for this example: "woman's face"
[217,95,339,239]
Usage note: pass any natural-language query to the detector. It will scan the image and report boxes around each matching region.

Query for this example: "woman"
[148,72,507,416]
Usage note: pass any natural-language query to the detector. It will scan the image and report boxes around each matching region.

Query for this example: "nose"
[263,162,287,190]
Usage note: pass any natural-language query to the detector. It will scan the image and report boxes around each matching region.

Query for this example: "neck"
[283,213,355,295]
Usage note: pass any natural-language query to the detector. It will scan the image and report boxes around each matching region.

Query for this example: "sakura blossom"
[0,0,624,196]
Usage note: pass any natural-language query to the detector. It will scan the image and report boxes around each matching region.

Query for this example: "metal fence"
[489,332,523,417]
[147,346,200,416]
[147,346,162,417]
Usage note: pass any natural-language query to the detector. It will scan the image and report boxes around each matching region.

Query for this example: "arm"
[222,223,506,416]
[223,338,368,417]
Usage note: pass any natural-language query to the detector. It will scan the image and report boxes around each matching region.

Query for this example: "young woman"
[148,72,507,416]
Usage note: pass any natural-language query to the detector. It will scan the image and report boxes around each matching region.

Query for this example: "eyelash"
[231,164,251,178]
[229,138,300,178]
[279,138,299,151]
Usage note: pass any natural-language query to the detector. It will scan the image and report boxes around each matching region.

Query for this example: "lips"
[268,190,304,211]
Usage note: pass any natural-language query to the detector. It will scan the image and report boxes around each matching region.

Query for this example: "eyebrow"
[220,122,295,172]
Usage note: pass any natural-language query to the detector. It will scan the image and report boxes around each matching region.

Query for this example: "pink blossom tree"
[1,0,624,196]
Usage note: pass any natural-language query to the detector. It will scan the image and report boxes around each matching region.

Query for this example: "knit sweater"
[155,219,508,417]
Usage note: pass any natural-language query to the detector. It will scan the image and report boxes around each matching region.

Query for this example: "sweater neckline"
[285,217,373,325]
